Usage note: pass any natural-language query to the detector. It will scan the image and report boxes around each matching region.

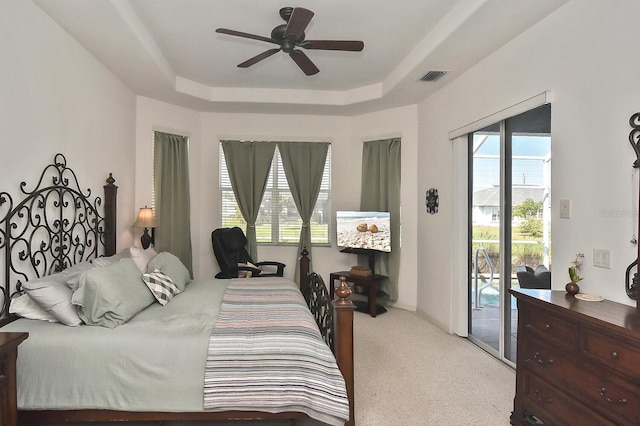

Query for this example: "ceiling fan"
[216,7,364,76]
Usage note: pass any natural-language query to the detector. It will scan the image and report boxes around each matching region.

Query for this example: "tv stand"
[336,248,389,316]
[339,248,379,271]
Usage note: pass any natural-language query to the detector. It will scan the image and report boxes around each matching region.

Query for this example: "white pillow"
[10,293,58,322]
[130,246,158,272]
[22,273,82,326]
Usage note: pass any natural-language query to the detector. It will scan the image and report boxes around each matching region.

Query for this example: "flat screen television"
[336,211,391,253]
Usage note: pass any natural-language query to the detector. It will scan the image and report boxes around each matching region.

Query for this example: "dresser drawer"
[522,369,616,426]
[587,375,640,424]
[583,328,640,378]
[522,336,576,379]
[521,306,578,350]
[524,334,640,424]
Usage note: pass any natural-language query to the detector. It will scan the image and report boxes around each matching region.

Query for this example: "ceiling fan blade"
[237,48,281,68]
[289,50,319,76]
[216,28,278,45]
[302,40,364,51]
[284,7,314,40]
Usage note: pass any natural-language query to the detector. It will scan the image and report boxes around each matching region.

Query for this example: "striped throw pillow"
[142,269,180,306]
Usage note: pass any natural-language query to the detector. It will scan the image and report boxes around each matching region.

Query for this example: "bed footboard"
[300,248,355,426]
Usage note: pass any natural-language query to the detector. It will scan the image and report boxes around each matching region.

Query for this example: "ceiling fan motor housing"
[271,24,305,51]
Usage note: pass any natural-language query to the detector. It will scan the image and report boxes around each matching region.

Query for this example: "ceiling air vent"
[420,71,447,82]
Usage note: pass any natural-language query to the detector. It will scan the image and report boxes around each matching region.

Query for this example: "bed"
[0,153,354,425]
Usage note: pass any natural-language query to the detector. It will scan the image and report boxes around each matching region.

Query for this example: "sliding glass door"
[468,104,551,363]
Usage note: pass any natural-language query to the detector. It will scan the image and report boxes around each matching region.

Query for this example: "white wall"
[0,1,137,251]
[417,0,640,331]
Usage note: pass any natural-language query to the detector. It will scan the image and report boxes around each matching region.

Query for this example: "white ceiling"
[33,0,568,116]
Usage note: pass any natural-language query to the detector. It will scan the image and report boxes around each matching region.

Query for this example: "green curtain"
[278,142,329,284]
[153,131,193,276]
[360,138,401,301]
[221,141,276,260]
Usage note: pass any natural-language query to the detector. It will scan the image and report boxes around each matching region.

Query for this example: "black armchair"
[516,265,551,289]
[212,227,286,279]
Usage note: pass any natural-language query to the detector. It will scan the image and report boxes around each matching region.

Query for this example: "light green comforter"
[3,278,228,412]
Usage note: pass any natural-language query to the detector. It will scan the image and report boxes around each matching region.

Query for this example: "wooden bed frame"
[0,153,355,425]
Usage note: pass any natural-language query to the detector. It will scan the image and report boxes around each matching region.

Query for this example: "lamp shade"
[132,207,157,228]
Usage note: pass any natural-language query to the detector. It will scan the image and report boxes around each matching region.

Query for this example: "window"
[220,144,331,245]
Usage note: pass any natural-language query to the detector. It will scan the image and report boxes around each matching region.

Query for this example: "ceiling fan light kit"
[216,7,364,76]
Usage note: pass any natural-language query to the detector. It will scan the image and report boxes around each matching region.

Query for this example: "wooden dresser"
[510,289,640,425]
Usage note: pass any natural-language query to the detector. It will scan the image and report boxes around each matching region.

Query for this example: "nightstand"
[0,332,28,426]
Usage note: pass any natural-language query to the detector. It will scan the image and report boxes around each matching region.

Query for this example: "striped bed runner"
[203,277,349,425]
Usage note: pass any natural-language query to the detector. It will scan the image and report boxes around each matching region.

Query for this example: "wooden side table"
[329,272,386,317]
[0,332,28,426]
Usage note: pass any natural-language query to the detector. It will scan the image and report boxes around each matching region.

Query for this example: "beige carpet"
[352,307,515,425]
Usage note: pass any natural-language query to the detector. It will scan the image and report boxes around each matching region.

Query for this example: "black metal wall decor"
[629,113,640,168]
[626,113,640,303]
[425,188,439,214]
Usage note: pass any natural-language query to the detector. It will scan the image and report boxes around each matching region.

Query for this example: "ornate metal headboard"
[0,153,117,318]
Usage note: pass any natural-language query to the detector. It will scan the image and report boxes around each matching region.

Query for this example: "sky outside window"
[474,135,551,189]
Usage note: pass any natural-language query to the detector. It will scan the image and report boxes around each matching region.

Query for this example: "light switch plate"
[560,199,571,219]
[593,248,610,269]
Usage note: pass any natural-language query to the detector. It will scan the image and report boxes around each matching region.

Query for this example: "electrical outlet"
[593,248,610,269]
[560,199,571,219]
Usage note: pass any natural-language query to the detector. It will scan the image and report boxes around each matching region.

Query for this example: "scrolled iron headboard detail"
[0,153,114,318]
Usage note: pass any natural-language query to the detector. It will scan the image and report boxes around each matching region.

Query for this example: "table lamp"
[133,206,157,249]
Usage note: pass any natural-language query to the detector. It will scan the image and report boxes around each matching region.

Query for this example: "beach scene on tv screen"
[336,211,391,252]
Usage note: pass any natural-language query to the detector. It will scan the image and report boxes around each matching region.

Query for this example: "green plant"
[520,217,543,238]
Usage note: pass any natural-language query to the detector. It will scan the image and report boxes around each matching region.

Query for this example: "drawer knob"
[544,324,550,329]
[598,387,628,405]
[611,351,619,360]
